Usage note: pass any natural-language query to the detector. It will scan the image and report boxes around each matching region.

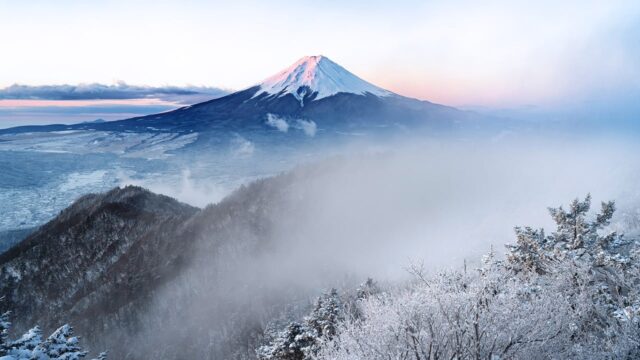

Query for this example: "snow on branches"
[0,307,106,360]
[305,195,640,360]
[257,289,344,360]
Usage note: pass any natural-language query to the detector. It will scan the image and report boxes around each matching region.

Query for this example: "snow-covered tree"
[257,289,344,360]
[0,311,10,356]
[318,266,576,360]
[35,325,87,360]
[0,308,106,360]
[506,227,548,274]
[506,195,628,275]
[547,194,622,253]
[6,326,43,359]
[549,194,594,249]
[355,278,379,300]
[256,322,316,360]
[306,288,343,340]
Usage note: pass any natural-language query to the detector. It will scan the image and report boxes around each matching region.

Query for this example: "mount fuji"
[0,55,472,142]
[255,55,392,104]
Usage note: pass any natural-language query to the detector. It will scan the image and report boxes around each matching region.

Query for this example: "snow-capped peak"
[255,55,393,103]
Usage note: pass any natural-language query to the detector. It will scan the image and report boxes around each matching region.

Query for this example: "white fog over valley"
[136,135,640,277]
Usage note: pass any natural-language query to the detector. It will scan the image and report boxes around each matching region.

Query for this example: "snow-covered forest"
[259,195,640,359]
[1,310,106,360]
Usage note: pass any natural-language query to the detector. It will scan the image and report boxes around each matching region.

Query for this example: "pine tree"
[547,194,619,251]
[508,195,627,273]
[504,195,637,344]
[506,227,548,274]
[548,194,593,249]
[306,288,343,340]
[9,326,43,359]
[36,324,88,360]
[0,310,10,356]
[356,278,379,300]
[0,303,106,360]
[256,322,315,360]
[258,289,345,360]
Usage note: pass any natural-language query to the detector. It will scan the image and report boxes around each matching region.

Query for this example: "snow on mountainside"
[0,55,467,138]
[255,55,393,104]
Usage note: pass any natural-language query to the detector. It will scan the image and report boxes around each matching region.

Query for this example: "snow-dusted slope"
[255,55,393,102]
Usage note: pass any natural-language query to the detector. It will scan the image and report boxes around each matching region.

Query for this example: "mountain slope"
[255,55,392,103]
[0,187,199,345]
[0,177,302,359]
[1,157,390,359]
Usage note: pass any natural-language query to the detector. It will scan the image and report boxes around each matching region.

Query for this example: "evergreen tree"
[0,303,106,360]
[547,194,619,251]
[356,278,379,300]
[257,289,345,360]
[36,324,88,360]
[508,195,628,273]
[306,288,342,340]
[548,194,593,249]
[506,227,548,274]
[0,310,10,356]
[256,322,316,360]
[8,326,43,359]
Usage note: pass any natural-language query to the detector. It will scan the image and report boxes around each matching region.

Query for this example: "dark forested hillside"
[0,171,318,359]
[0,187,198,349]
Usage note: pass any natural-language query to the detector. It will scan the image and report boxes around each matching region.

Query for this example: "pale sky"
[1,0,639,107]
